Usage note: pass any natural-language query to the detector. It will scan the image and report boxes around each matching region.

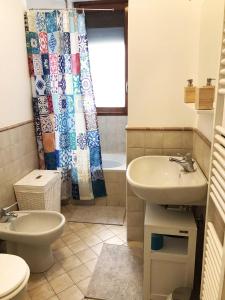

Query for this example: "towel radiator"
[200,5,225,299]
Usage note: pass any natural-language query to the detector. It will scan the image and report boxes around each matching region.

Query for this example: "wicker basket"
[14,170,61,212]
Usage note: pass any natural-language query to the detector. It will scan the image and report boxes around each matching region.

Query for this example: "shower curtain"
[25,10,106,201]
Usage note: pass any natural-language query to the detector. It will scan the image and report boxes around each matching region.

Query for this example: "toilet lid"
[0,254,29,297]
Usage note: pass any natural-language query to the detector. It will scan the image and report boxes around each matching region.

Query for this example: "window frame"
[74,0,128,116]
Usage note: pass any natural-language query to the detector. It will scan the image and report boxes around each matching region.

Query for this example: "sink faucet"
[169,153,195,172]
[0,202,18,223]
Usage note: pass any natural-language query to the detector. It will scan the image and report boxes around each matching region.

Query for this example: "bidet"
[0,210,65,273]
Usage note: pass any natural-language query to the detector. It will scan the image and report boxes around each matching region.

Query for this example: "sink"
[126,156,207,205]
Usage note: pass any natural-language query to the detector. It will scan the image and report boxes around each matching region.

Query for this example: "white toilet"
[0,254,30,300]
[0,210,65,273]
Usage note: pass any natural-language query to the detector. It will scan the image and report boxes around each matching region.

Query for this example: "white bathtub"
[98,153,126,207]
[102,153,126,171]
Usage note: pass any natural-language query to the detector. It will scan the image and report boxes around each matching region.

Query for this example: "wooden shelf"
[185,103,214,114]
[151,236,188,256]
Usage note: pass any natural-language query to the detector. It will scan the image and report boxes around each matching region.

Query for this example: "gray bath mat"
[68,205,125,225]
[85,244,143,300]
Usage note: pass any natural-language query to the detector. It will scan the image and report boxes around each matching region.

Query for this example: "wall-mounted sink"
[126,156,207,205]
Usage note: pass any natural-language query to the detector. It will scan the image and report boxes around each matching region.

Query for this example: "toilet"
[0,254,30,300]
[0,210,65,273]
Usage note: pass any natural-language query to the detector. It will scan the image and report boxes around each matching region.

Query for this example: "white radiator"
[201,125,225,299]
[201,5,225,297]
[211,126,225,221]
[201,223,223,300]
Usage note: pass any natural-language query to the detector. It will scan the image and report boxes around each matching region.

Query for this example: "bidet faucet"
[169,153,195,172]
[0,202,18,223]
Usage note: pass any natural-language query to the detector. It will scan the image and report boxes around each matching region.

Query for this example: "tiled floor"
[25,204,143,300]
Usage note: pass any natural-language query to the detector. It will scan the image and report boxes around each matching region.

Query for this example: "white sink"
[126,156,207,205]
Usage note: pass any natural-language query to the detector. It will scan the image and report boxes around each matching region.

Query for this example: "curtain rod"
[29,8,115,11]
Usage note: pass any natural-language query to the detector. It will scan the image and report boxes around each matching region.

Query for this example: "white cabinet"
[144,204,197,300]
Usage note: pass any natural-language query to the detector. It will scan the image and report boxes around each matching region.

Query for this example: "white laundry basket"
[14,170,61,212]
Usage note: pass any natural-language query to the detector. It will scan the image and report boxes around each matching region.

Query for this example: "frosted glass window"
[87,27,125,107]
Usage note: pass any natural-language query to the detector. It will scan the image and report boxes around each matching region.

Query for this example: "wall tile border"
[126,126,211,145]
[193,128,211,147]
[0,120,34,132]
[126,126,193,131]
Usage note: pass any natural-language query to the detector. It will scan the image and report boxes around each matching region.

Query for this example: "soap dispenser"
[206,78,215,86]
[195,78,215,110]
[184,79,196,103]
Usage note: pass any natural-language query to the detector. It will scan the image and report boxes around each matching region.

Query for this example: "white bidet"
[0,210,65,273]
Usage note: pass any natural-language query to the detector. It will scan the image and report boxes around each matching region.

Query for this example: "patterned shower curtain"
[24,10,106,201]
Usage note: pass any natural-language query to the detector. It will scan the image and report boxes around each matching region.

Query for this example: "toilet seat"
[0,254,30,299]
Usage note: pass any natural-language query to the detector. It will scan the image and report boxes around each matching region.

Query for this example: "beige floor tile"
[83,234,102,247]
[28,282,55,300]
[28,273,47,291]
[86,223,106,234]
[52,238,67,250]
[45,262,66,281]
[26,220,129,299]
[61,206,70,214]
[105,224,120,229]
[68,239,89,254]
[104,224,114,228]
[68,222,86,232]
[76,227,92,239]
[49,273,73,294]
[62,232,81,245]
[115,228,127,235]
[24,292,31,300]
[91,242,104,256]
[57,285,84,300]
[68,264,91,284]
[59,254,82,271]
[110,224,126,230]
[104,236,124,245]
[84,258,98,273]
[53,246,73,261]
[116,231,127,242]
[63,203,74,211]
[61,224,73,237]
[76,248,97,263]
[76,276,91,294]
[96,229,115,241]
[62,211,72,220]
[109,226,126,236]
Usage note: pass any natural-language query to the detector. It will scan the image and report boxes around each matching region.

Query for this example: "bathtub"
[96,153,126,207]
[102,153,126,171]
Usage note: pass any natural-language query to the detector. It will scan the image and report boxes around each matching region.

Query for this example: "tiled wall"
[126,128,210,241]
[0,122,38,209]
[193,129,211,179]
[96,170,126,207]
[98,116,127,153]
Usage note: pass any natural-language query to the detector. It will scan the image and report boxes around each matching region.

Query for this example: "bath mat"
[68,205,125,225]
[85,244,143,300]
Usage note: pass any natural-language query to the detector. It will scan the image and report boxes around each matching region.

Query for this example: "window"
[74,1,128,115]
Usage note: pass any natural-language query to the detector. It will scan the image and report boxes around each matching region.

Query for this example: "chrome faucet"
[0,202,18,223]
[169,153,195,172]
